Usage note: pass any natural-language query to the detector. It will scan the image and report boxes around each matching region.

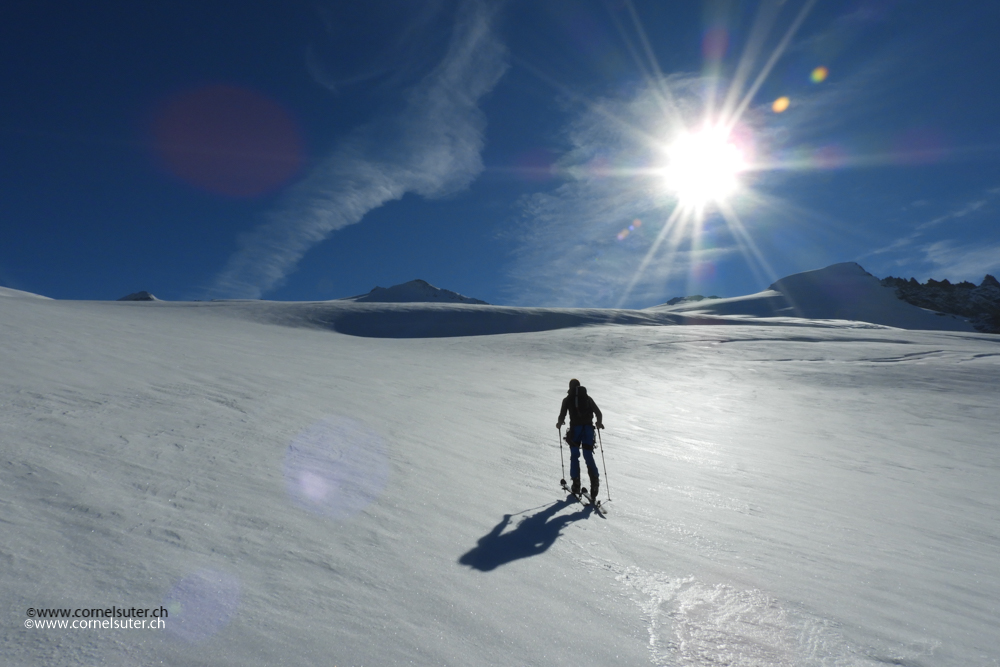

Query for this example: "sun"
[661,126,747,207]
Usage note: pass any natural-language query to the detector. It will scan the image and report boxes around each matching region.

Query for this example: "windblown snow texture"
[3,265,999,666]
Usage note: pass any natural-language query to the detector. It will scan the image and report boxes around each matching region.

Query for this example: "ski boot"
[589,475,600,506]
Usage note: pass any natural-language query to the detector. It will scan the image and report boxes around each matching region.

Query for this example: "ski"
[560,481,606,516]
[560,480,587,506]
[581,489,607,516]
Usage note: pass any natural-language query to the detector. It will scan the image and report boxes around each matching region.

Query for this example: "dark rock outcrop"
[665,295,720,306]
[343,279,488,305]
[118,291,158,301]
[880,274,1000,333]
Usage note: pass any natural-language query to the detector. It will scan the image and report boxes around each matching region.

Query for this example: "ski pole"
[597,427,610,501]
[558,426,566,486]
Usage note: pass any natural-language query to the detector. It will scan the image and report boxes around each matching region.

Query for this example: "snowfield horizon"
[3,261,999,665]
[7,262,990,338]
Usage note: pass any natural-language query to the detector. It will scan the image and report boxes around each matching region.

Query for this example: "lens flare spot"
[702,27,729,61]
[616,218,643,241]
[151,84,303,198]
[812,144,848,169]
[284,416,389,520]
[163,569,241,643]
[512,148,557,182]
[810,66,829,83]
[299,470,330,502]
[693,261,716,282]
[892,126,948,164]
[585,156,611,179]
[772,96,790,113]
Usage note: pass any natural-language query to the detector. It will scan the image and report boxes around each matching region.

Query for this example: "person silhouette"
[556,379,604,503]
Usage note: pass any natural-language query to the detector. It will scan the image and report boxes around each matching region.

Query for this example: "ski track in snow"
[572,553,943,667]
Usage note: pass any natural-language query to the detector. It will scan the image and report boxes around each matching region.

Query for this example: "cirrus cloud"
[207,0,507,299]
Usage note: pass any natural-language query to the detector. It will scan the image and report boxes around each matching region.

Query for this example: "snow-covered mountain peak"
[652,262,975,332]
[767,261,871,292]
[341,279,488,304]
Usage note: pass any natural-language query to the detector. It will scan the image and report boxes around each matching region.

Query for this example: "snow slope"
[0,285,51,299]
[236,299,842,338]
[3,290,999,666]
[652,263,975,332]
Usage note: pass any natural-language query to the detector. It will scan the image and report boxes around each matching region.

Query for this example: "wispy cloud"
[863,185,1000,281]
[207,0,507,299]
[916,198,988,231]
[867,186,998,257]
[919,240,1000,282]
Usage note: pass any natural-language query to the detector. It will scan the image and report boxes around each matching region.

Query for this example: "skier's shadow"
[458,497,591,572]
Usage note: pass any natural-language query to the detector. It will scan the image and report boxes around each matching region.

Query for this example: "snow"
[653,262,975,332]
[0,285,51,299]
[3,270,1000,666]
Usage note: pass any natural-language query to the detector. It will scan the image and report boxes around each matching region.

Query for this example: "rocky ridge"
[117,291,159,301]
[880,274,1000,333]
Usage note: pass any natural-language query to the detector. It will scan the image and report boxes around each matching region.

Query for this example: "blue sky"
[2,0,999,306]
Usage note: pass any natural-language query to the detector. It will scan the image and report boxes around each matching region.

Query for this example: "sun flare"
[661,126,747,207]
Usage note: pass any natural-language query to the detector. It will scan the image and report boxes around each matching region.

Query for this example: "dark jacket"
[558,386,603,427]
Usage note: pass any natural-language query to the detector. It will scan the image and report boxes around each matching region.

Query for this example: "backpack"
[573,386,594,423]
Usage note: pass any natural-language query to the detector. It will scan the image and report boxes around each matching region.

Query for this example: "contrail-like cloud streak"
[208,0,507,299]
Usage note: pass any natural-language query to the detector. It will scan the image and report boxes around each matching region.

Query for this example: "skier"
[556,379,604,503]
